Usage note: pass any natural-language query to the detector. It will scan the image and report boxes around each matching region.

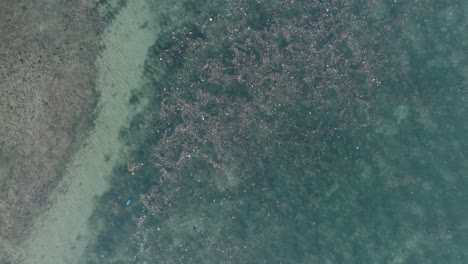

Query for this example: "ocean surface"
[14,0,468,263]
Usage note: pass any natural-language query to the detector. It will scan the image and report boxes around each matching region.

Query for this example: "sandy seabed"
[1,0,175,263]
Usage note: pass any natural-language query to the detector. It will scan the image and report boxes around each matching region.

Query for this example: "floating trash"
[126,199,132,206]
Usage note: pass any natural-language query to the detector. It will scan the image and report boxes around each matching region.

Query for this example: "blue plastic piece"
[126,199,132,206]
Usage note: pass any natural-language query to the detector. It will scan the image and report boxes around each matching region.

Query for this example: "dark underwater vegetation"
[84,0,468,263]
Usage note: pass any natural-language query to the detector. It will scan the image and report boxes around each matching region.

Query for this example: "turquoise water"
[84,0,468,263]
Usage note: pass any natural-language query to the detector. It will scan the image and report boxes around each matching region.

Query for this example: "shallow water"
[7,1,184,263]
[10,0,468,263]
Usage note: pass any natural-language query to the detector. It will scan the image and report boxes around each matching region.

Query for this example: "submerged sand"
[0,0,105,261]
[10,1,162,263]
[0,0,183,263]
[0,0,103,242]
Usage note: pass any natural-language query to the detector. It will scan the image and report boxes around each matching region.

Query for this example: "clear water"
[83,0,468,263]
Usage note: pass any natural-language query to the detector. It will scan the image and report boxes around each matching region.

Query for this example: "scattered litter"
[126,199,132,206]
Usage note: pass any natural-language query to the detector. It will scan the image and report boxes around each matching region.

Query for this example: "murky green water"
[84,0,468,263]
